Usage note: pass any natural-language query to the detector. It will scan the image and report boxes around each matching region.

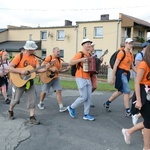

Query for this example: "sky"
[0,0,150,30]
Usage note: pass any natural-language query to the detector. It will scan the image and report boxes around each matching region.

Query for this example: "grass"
[34,76,135,92]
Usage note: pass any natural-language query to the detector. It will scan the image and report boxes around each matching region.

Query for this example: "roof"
[0,41,41,52]
[0,28,8,33]
[122,13,150,28]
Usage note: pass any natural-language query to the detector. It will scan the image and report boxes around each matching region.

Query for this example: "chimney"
[65,20,72,26]
[101,14,109,21]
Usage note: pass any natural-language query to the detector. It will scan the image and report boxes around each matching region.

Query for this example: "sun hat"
[91,42,95,46]
[81,38,92,45]
[125,38,133,43]
[23,41,38,50]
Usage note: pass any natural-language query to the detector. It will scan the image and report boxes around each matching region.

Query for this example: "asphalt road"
[0,85,144,150]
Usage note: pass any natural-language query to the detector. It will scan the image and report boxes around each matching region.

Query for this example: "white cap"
[125,38,133,43]
[91,42,95,46]
[81,38,92,45]
[23,41,38,50]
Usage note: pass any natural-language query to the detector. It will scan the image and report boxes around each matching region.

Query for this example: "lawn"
[34,76,135,92]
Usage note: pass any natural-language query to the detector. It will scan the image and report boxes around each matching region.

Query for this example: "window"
[94,27,103,37]
[59,50,64,58]
[94,50,102,58]
[41,31,47,40]
[41,49,46,58]
[29,34,32,40]
[83,27,87,38]
[138,30,144,37]
[57,30,65,40]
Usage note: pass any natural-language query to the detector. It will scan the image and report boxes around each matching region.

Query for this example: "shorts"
[121,73,130,94]
[11,84,36,109]
[41,77,62,93]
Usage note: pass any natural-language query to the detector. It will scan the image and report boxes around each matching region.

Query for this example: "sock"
[126,108,130,113]
[40,101,43,104]
[59,103,63,109]
[106,100,111,105]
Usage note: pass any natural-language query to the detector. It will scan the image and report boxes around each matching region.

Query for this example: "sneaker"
[132,114,138,125]
[122,128,131,144]
[29,116,40,125]
[83,114,95,121]
[67,106,76,118]
[7,110,15,120]
[103,102,111,112]
[59,106,68,112]
[38,103,44,110]
[125,111,132,117]
[5,99,11,104]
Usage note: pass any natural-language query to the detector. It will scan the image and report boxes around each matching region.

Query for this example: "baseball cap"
[125,38,133,43]
[141,41,149,48]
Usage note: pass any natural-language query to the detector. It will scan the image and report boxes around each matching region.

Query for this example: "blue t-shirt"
[135,51,144,66]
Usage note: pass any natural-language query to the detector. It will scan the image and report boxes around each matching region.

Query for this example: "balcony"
[121,36,145,47]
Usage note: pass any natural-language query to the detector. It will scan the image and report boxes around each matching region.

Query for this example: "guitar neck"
[29,65,46,74]
[99,49,108,59]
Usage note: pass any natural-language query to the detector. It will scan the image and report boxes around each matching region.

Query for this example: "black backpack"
[71,51,84,76]
[109,50,126,69]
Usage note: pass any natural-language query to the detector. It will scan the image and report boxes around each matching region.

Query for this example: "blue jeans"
[121,73,130,94]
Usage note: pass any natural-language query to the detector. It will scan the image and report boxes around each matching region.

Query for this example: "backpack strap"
[118,50,126,67]
[140,52,144,58]
[14,52,23,68]
[77,51,84,69]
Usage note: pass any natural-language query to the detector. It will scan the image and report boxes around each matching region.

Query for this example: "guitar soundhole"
[49,72,55,78]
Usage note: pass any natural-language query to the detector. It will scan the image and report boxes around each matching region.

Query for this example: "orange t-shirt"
[43,55,62,70]
[11,52,39,68]
[138,61,150,86]
[73,51,91,79]
[117,50,134,71]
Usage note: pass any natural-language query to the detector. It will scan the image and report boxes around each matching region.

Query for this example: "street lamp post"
[116,18,121,51]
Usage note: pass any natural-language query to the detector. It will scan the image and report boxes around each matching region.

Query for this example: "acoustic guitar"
[38,66,58,84]
[10,65,46,87]
[38,62,70,84]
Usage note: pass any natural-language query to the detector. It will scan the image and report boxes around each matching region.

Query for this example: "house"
[0,13,150,65]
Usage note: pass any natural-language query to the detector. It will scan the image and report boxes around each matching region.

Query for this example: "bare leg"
[56,90,63,104]
[127,122,144,135]
[40,92,46,102]
[109,91,122,102]
[123,93,130,109]
[29,108,35,117]
[143,128,150,150]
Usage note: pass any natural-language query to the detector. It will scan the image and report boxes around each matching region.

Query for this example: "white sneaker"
[122,128,131,144]
[38,103,44,110]
[59,106,67,112]
[132,114,138,126]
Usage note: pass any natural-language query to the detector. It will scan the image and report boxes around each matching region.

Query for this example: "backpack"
[109,50,126,69]
[71,51,84,76]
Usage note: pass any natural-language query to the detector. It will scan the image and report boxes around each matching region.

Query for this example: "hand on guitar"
[100,57,104,64]
[49,67,58,73]
[20,70,30,75]
[50,59,57,65]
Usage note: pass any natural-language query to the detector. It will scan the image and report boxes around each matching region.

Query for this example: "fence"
[97,64,108,79]
[62,64,108,79]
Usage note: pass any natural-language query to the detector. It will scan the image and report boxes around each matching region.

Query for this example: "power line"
[0,6,149,12]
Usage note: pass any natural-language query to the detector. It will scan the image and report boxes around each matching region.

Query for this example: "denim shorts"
[121,73,130,94]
